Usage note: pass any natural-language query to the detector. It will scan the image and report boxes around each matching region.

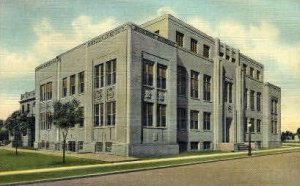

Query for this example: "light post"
[248,121,252,156]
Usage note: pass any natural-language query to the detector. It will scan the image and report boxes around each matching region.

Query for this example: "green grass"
[0,149,103,172]
[1,147,300,185]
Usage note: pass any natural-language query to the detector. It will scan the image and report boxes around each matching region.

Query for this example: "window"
[244,89,248,109]
[157,64,167,89]
[106,60,116,86]
[190,38,197,53]
[271,99,278,114]
[40,112,51,130]
[177,66,187,96]
[273,120,277,134]
[46,82,52,100]
[95,142,103,152]
[27,104,30,113]
[78,71,84,93]
[203,112,211,130]
[177,108,187,129]
[70,75,76,95]
[143,102,153,127]
[106,102,116,126]
[157,104,166,127]
[78,141,83,151]
[68,141,76,152]
[250,90,255,111]
[143,61,154,86]
[203,44,210,58]
[190,111,199,129]
[250,67,254,78]
[203,141,211,150]
[257,92,261,111]
[257,120,261,133]
[232,58,236,63]
[40,84,46,101]
[94,103,104,126]
[243,64,247,75]
[154,30,159,34]
[203,75,211,101]
[176,31,184,47]
[79,107,84,127]
[95,64,104,88]
[22,105,25,114]
[224,82,233,103]
[105,142,112,152]
[190,71,199,98]
[256,70,260,80]
[190,142,198,150]
[62,78,67,97]
[250,118,255,133]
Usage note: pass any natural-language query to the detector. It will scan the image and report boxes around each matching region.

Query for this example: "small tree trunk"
[63,138,66,163]
[15,142,18,155]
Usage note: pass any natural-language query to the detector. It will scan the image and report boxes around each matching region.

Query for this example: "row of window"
[62,71,85,97]
[176,31,210,58]
[224,81,233,103]
[143,103,166,127]
[40,82,52,101]
[244,118,261,133]
[94,102,116,126]
[95,141,112,152]
[190,141,211,150]
[40,112,51,130]
[219,48,236,63]
[143,61,167,89]
[244,89,261,111]
[243,64,261,81]
[178,66,211,101]
[95,59,116,88]
[178,108,211,130]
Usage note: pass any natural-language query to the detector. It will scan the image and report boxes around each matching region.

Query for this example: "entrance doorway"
[223,118,232,143]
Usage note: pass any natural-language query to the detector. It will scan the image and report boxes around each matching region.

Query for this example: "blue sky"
[0,0,299,131]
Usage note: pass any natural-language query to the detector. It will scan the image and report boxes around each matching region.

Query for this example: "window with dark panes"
[191,38,197,53]
[203,75,211,101]
[106,101,116,126]
[143,102,153,127]
[143,61,154,86]
[62,78,67,97]
[190,110,198,129]
[177,108,187,129]
[176,31,184,47]
[157,64,167,89]
[78,71,84,93]
[70,75,76,95]
[203,44,210,58]
[190,71,199,99]
[157,104,166,127]
[106,60,116,86]
[177,66,187,96]
[203,112,211,130]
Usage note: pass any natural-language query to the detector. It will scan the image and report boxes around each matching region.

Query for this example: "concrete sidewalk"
[1,146,299,177]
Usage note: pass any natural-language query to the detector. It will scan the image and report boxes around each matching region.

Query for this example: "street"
[30,152,300,186]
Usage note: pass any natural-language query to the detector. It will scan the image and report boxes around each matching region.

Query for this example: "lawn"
[0,149,103,172]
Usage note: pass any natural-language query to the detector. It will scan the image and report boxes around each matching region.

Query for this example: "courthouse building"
[34,14,281,156]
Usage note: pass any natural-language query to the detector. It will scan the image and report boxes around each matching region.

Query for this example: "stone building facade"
[19,90,36,147]
[34,14,281,156]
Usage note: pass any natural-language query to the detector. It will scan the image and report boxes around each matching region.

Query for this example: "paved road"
[30,152,300,186]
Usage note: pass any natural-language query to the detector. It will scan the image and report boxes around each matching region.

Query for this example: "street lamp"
[248,121,252,156]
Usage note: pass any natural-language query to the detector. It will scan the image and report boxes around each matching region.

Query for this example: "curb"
[3,149,300,186]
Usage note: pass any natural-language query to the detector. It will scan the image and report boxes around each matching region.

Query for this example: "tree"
[296,128,300,142]
[0,119,9,142]
[281,131,294,142]
[4,111,28,155]
[51,99,83,163]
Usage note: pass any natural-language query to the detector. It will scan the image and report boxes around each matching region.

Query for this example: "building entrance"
[223,118,232,143]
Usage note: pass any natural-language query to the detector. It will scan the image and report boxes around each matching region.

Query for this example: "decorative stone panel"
[106,87,116,101]
[94,89,104,103]
[157,90,167,103]
[143,87,154,102]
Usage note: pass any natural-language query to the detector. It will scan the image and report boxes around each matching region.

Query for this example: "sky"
[0,0,299,132]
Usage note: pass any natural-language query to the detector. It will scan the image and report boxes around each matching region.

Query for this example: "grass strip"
[1,147,300,185]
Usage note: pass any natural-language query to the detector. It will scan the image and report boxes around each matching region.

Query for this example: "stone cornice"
[264,82,281,91]
[240,53,264,69]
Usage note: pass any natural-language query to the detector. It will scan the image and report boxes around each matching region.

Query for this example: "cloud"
[0,15,119,120]
[156,6,176,17]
